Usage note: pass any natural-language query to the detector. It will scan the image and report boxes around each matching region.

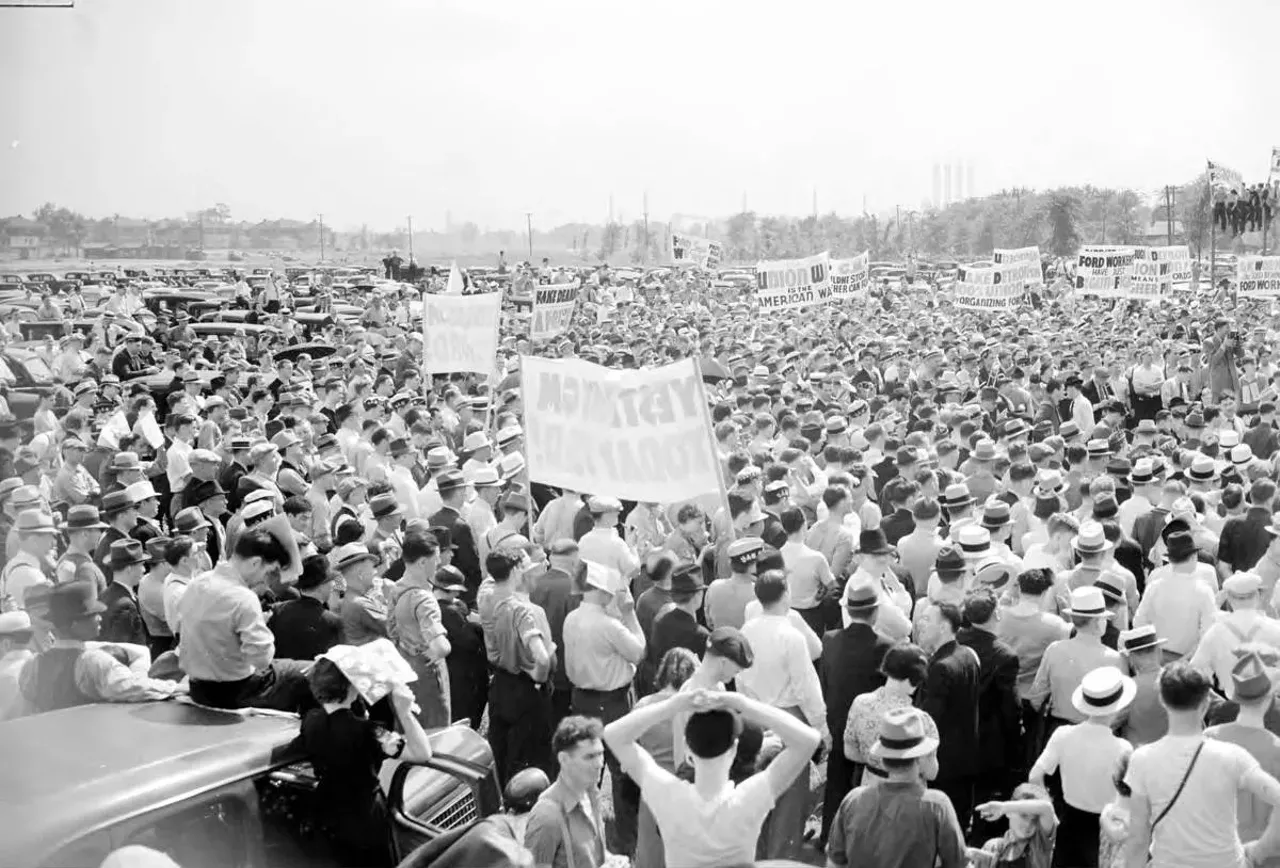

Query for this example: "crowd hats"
[869,707,939,761]
[14,510,58,536]
[332,542,380,572]
[48,581,107,626]
[0,610,33,640]
[844,581,880,611]
[108,452,148,472]
[1093,575,1124,605]
[972,557,1014,591]
[727,536,764,565]
[1164,529,1198,563]
[369,493,403,520]
[100,490,136,518]
[934,545,967,578]
[669,563,706,595]
[707,626,754,669]
[858,528,893,555]
[61,505,109,532]
[1072,666,1137,717]
[125,480,159,503]
[173,506,212,533]
[1071,521,1113,555]
[1064,586,1110,619]
[1232,652,1274,702]
[956,525,991,560]
[431,565,469,594]
[184,480,227,507]
[427,525,456,551]
[498,452,526,481]
[980,499,1011,530]
[1118,625,1165,655]
[583,560,622,594]
[940,483,974,510]
[1224,571,1263,600]
[586,495,623,514]
[108,539,147,570]
[435,469,467,493]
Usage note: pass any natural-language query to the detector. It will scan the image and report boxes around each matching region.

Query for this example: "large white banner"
[954,265,1023,310]
[755,251,833,310]
[521,356,722,503]
[422,292,501,374]
[529,282,579,341]
[1238,256,1280,298]
[1075,246,1135,298]
[830,253,870,299]
[1132,246,1192,296]
[671,233,723,270]
[1209,158,1244,190]
[992,247,1044,288]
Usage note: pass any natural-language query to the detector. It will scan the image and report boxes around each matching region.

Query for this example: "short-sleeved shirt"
[388,580,447,661]
[827,780,968,868]
[55,551,106,596]
[339,591,389,646]
[1125,734,1260,868]
[491,592,551,681]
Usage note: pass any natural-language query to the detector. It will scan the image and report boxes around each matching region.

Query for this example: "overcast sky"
[1,0,1276,230]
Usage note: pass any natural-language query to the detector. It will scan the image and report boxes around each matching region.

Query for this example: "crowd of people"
[6,256,1280,868]
[1213,180,1279,238]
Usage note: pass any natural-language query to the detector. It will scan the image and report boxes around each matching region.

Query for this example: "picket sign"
[830,253,870,299]
[520,356,722,503]
[421,292,502,374]
[529,282,579,340]
[1238,256,1280,298]
[1075,245,1136,299]
[671,233,723,270]
[755,252,833,310]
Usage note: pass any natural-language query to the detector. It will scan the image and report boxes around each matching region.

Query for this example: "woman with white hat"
[1030,666,1135,866]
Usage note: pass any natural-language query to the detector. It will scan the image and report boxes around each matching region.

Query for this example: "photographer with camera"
[1205,317,1244,403]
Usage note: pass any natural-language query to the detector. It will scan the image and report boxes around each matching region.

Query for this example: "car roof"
[0,702,302,867]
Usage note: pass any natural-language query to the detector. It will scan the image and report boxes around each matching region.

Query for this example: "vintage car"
[0,273,24,285]
[0,702,499,868]
[25,272,59,284]
[0,346,57,419]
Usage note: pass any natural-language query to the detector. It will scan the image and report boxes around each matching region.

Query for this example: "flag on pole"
[444,261,464,295]
[1208,158,1243,190]
[1269,147,1280,185]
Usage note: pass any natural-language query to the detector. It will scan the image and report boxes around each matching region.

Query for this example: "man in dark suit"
[818,582,892,843]
[94,490,140,586]
[917,598,982,836]
[99,539,150,646]
[269,554,344,661]
[956,585,1021,841]
[429,470,483,607]
[878,478,917,546]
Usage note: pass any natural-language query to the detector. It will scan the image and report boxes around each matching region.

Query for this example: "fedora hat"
[332,542,380,572]
[980,498,1011,529]
[940,483,974,510]
[9,484,43,511]
[973,557,1014,590]
[1119,625,1165,655]
[369,493,403,520]
[669,563,706,595]
[844,581,880,611]
[431,564,469,594]
[1164,529,1197,563]
[100,490,137,517]
[108,451,146,471]
[14,509,58,535]
[61,505,108,532]
[108,539,147,570]
[868,707,939,761]
[426,447,456,470]
[1071,520,1113,554]
[173,506,211,533]
[48,581,107,625]
[1065,585,1110,619]
[124,480,159,503]
[858,528,893,555]
[956,525,991,559]
[1033,469,1066,496]
[1232,651,1274,702]
[502,491,531,514]
[498,452,526,480]
[435,469,467,493]
[970,440,998,462]
[466,466,502,489]
[934,545,967,577]
[1071,666,1137,717]
[462,430,492,453]
[1085,438,1112,459]
[1188,456,1218,482]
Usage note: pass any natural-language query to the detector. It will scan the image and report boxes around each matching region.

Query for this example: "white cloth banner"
[520,356,722,503]
[755,251,833,310]
[529,282,579,341]
[992,247,1044,288]
[954,265,1023,310]
[1238,256,1280,298]
[1133,246,1192,295]
[1209,159,1244,191]
[830,253,870,299]
[1075,246,1135,298]
[422,292,501,374]
[671,233,723,270]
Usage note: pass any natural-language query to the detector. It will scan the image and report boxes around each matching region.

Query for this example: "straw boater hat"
[1118,625,1165,655]
[956,525,991,561]
[1071,520,1113,555]
[868,707,939,761]
[940,483,974,511]
[1071,666,1137,717]
[1065,586,1110,619]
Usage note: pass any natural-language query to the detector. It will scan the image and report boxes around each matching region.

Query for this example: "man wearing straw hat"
[826,707,966,868]
[1028,587,1123,733]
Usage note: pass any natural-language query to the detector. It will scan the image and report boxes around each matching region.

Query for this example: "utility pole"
[642,192,649,265]
[407,216,414,262]
[318,213,325,261]
[812,187,818,218]
[608,195,614,225]
[525,212,533,260]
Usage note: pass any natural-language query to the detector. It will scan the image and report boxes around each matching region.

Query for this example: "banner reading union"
[521,356,721,503]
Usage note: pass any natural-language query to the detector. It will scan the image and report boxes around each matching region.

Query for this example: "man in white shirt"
[1117,459,1158,538]
[1189,571,1280,697]
[778,506,835,637]
[577,496,639,583]
[1134,530,1219,662]
[728,570,826,860]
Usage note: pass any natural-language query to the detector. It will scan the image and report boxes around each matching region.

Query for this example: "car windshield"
[0,357,15,385]
[19,353,54,382]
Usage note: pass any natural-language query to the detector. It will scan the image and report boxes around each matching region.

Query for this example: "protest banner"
[992,246,1045,289]
[671,232,723,270]
[529,282,579,340]
[422,292,501,374]
[1075,245,1135,298]
[1237,256,1280,298]
[755,251,833,310]
[954,265,1024,310]
[830,253,870,299]
[1271,147,1280,185]
[521,356,723,503]
[1208,158,1243,190]
[1133,245,1193,294]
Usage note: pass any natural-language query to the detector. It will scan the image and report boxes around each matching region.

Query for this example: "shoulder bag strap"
[552,802,579,868]
[1223,620,1261,645]
[1151,741,1206,831]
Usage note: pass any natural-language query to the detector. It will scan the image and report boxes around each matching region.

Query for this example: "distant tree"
[597,223,622,260]
[460,222,479,249]
[1180,174,1213,259]
[725,211,756,261]
[1044,194,1082,256]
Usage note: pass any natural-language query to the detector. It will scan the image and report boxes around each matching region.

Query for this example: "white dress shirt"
[737,613,826,730]
[1133,569,1219,656]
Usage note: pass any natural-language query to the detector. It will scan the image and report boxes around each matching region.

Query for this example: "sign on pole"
[671,233,723,270]
[521,356,722,503]
[1237,256,1280,298]
[1075,246,1136,298]
[1208,158,1244,190]
[422,293,501,374]
[829,253,870,299]
[529,282,579,341]
[755,251,833,310]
